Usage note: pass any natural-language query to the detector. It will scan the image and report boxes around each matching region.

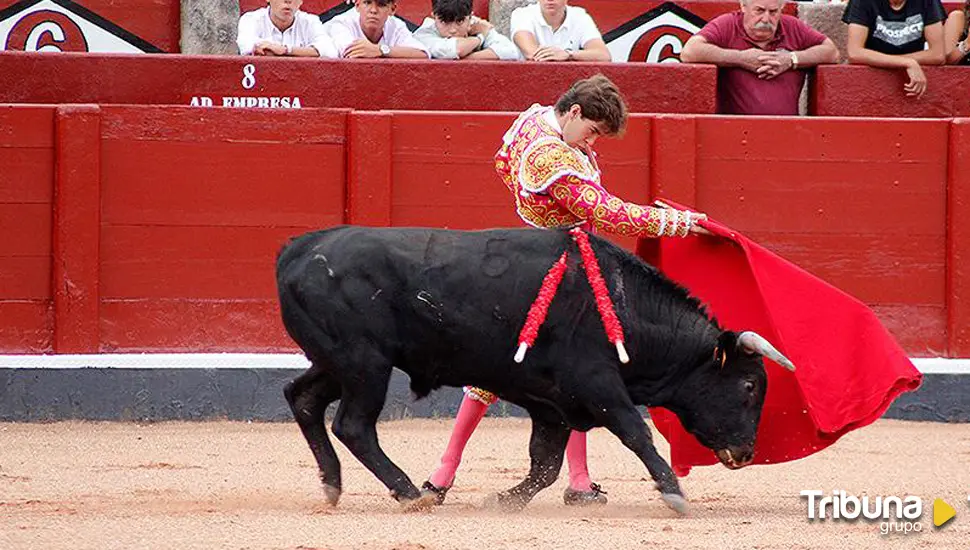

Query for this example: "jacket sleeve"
[547,175,693,237]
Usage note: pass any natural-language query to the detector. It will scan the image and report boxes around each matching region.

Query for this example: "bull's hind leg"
[284,363,343,506]
[484,412,570,512]
[331,360,434,511]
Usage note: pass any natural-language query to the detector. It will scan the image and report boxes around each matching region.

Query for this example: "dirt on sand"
[1,418,967,549]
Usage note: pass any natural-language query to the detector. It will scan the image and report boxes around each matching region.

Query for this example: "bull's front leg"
[576,374,688,515]
[602,405,688,514]
[484,414,569,512]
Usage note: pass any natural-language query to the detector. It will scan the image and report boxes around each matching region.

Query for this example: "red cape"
[636,205,922,477]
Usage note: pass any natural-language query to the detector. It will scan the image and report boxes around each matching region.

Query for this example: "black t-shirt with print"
[842,0,946,55]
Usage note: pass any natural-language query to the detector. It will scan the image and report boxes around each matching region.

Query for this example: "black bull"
[276,226,794,514]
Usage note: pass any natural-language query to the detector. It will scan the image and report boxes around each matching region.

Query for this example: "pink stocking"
[566,430,593,490]
[428,394,489,488]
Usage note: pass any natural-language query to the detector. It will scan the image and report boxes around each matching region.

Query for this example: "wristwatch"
[379,44,390,57]
[790,51,799,70]
[475,33,486,50]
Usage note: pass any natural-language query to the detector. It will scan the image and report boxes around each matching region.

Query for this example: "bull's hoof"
[322,484,341,507]
[482,492,526,512]
[399,492,438,512]
[661,493,689,516]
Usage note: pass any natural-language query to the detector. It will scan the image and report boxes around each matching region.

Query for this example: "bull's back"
[276,226,569,355]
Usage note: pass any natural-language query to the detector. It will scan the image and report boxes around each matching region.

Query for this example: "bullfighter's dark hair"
[555,74,628,136]
[432,0,473,23]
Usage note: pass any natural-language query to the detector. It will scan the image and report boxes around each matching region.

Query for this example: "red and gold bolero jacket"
[495,104,693,238]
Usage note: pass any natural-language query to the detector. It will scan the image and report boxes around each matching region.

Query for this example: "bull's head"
[665,330,794,470]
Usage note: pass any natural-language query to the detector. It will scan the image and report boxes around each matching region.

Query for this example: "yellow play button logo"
[933,499,955,527]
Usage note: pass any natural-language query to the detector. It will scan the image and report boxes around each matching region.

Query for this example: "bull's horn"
[737,331,795,372]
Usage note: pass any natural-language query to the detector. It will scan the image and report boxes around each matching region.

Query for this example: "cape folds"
[637,202,922,476]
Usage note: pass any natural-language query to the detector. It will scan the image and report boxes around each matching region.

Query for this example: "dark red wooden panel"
[948,119,970,356]
[100,107,346,227]
[813,66,970,118]
[0,257,51,299]
[0,105,55,147]
[53,105,102,353]
[100,225,310,299]
[0,53,717,113]
[100,299,295,352]
[0,203,51,258]
[871,305,946,357]
[0,302,52,353]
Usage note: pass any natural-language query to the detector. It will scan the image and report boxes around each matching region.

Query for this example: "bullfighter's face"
[560,104,609,150]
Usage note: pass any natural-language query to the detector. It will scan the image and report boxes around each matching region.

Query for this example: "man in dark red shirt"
[681,0,839,115]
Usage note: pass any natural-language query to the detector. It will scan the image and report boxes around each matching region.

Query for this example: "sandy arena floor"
[0,418,967,549]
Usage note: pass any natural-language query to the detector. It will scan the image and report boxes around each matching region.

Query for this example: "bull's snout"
[715,447,754,470]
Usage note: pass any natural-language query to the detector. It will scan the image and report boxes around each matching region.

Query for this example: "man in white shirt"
[509,0,611,62]
[237,0,338,58]
[414,0,520,60]
[325,0,430,59]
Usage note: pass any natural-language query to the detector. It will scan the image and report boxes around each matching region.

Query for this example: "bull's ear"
[713,331,740,368]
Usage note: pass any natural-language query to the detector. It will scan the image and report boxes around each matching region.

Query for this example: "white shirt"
[413,17,521,60]
[509,3,602,51]
[237,7,338,58]
[324,8,430,58]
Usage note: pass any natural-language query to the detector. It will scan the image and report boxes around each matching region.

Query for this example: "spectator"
[842,0,946,98]
[509,0,611,62]
[414,0,520,60]
[944,0,970,64]
[325,0,430,59]
[680,0,839,115]
[237,0,337,58]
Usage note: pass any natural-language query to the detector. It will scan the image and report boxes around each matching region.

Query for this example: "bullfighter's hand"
[345,39,381,58]
[653,200,712,236]
[687,212,712,235]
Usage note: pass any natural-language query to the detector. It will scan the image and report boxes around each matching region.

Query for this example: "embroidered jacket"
[495,104,693,237]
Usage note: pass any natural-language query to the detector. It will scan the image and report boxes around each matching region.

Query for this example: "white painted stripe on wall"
[0,354,968,374]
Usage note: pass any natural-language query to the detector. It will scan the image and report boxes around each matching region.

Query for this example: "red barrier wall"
[2,105,968,356]
[0,105,53,352]
[0,51,717,113]
[813,65,970,118]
